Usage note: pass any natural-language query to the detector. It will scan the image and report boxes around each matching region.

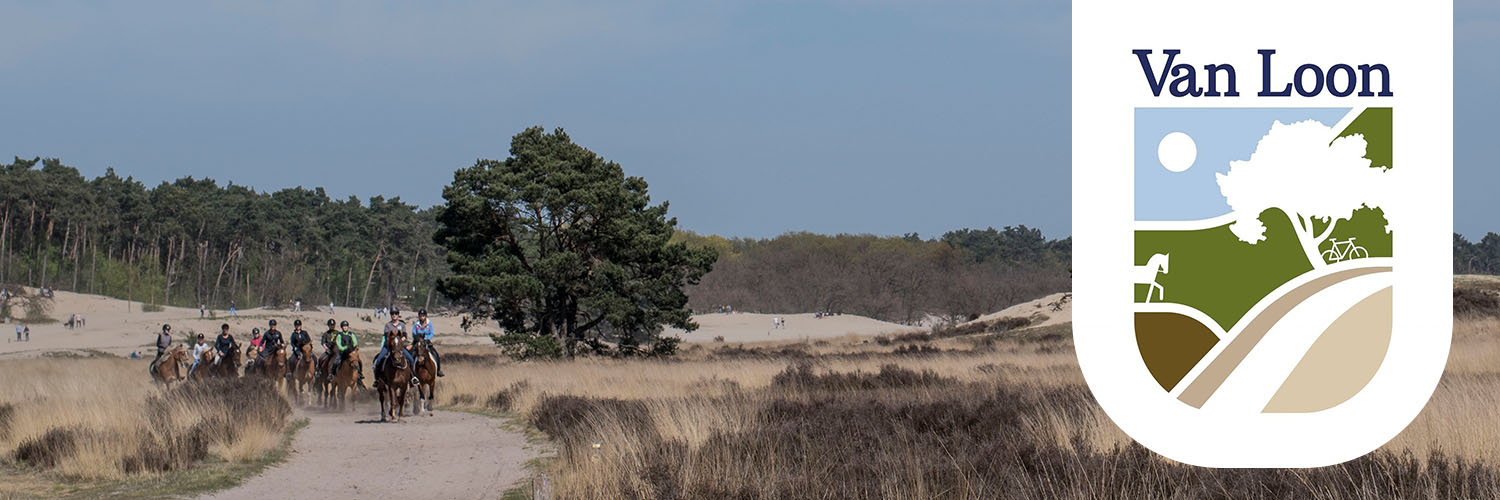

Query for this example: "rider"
[329,320,360,383]
[412,309,444,377]
[188,334,211,377]
[286,319,312,375]
[258,319,284,364]
[318,318,338,368]
[153,324,174,367]
[213,323,237,366]
[373,308,416,374]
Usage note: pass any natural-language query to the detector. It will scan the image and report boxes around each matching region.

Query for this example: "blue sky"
[0,2,1494,239]
[1135,108,1349,221]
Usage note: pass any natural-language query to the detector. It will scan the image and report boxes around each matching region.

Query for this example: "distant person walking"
[200,304,206,318]
[15,324,21,341]
[230,301,238,317]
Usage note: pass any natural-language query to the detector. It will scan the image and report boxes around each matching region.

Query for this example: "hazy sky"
[0,2,1493,239]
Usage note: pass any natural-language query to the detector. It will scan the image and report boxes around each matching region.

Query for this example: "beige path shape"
[1262,287,1392,413]
[1176,266,1391,408]
[200,409,533,499]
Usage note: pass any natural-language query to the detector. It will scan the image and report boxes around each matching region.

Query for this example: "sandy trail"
[201,407,533,500]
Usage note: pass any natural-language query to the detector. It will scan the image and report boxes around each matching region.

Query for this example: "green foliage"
[437,127,716,359]
[490,332,565,360]
[0,157,448,311]
[141,303,165,313]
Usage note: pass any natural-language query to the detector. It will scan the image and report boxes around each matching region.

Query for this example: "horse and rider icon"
[1134,253,1169,303]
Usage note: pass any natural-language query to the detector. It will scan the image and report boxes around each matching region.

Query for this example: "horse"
[327,347,363,411]
[189,348,215,382]
[149,344,190,390]
[287,343,317,405]
[1134,253,1170,303]
[374,333,412,422]
[212,343,242,378]
[314,348,333,406]
[244,344,261,374]
[410,339,438,416]
[256,344,289,392]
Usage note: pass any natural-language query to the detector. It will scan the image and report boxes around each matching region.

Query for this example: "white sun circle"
[1157,131,1197,173]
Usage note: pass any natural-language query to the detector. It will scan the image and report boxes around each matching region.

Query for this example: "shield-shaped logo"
[1073,3,1451,467]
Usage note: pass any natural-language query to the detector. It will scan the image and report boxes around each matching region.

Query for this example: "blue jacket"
[413,321,435,341]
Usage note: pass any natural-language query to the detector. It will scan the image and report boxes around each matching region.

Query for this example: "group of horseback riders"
[151,307,444,388]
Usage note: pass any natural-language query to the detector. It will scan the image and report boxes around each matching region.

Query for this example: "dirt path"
[200,406,535,499]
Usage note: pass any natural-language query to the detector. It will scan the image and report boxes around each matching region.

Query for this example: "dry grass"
[438,312,1500,499]
[0,358,291,483]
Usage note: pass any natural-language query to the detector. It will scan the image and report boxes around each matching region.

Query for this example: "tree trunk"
[345,265,353,308]
[360,244,385,309]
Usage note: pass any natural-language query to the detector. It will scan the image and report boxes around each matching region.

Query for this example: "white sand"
[960,292,1072,329]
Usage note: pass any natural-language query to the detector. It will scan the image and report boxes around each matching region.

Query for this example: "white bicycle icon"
[1321,237,1368,264]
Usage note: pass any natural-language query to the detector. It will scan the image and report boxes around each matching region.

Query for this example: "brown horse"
[410,339,437,416]
[314,349,333,406]
[287,344,317,405]
[375,334,412,422]
[149,345,190,390]
[256,344,289,393]
[212,343,242,378]
[327,347,362,411]
[189,348,215,382]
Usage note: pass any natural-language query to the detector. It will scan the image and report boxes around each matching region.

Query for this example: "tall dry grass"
[438,315,1500,499]
[0,358,291,481]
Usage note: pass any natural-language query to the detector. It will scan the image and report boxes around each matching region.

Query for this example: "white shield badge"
[1073,1,1452,467]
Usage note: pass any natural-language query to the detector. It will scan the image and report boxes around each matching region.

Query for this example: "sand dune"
[961,292,1072,329]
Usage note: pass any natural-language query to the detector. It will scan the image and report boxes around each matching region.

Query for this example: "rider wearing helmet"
[188,333,211,377]
[214,323,236,366]
[329,320,360,382]
[373,308,416,374]
[286,319,312,375]
[154,324,174,364]
[259,319,284,362]
[412,309,444,377]
[318,318,338,368]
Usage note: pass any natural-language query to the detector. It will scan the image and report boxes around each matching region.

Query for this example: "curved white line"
[1135,212,1238,231]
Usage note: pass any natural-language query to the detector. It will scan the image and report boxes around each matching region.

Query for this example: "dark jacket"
[320,328,337,348]
[260,328,284,351]
[215,333,236,354]
[290,328,311,350]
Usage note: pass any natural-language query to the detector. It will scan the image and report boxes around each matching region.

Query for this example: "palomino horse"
[375,333,412,422]
[150,345,190,390]
[327,347,362,411]
[1134,253,1170,303]
[410,339,438,416]
[287,344,317,405]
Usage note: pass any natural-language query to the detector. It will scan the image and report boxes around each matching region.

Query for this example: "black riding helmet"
[418,308,427,316]
[163,324,172,332]
[339,320,349,328]
[293,319,302,327]
[221,323,230,331]
[327,318,336,327]
[268,319,277,326]
[197,333,205,340]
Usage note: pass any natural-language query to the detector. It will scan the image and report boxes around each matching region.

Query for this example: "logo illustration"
[1134,108,1393,413]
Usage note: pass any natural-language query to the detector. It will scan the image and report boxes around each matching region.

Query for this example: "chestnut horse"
[253,344,289,393]
[212,343,242,378]
[410,339,437,416]
[150,345,190,390]
[314,349,333,406]
[287,344,317,405]
[375,333,412,422]
[327,347,363,411]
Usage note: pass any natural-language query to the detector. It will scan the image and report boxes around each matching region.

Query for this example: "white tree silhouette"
[1216,120,1389,269]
